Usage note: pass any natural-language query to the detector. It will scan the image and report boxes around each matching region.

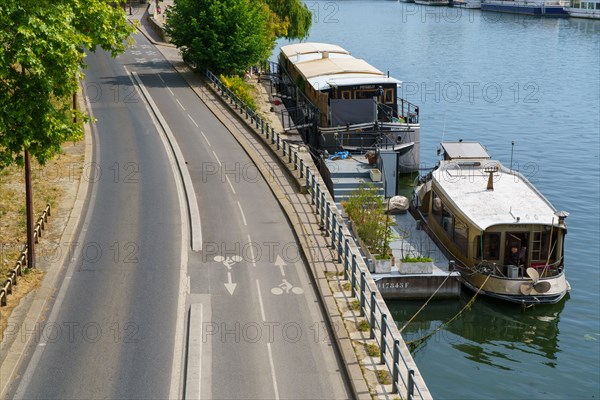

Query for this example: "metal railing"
[205,69,427,399]
[1,204,51,307]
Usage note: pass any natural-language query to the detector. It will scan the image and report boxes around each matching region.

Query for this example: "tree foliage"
[0,0,134,168]
[166,0,312,75]
[166,0,271,75]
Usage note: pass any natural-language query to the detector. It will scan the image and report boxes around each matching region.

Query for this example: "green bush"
[401,253,433,263]
[357,320,370,332]
[220,74,257,111]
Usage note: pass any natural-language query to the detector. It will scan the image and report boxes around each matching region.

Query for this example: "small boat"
[566,0,600,18]
[415,0,451,5]
[481,0,570,16]
[453,0,482,8]
[413,142,570,305]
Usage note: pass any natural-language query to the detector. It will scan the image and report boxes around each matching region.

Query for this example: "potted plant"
[398,253,433,274]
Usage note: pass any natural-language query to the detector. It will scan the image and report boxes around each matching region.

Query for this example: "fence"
[205,69,427,399]
[0,204,51,307]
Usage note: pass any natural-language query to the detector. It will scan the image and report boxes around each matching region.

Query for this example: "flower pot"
[369,168,382,182]
[398,261,433,275]
[374,258,392,273]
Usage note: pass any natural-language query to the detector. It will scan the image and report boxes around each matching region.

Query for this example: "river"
[278,1,600,398]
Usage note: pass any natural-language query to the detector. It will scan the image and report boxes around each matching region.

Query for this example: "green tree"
[166,0,312,75]
[0,0,134,167]
[263,0,312,40]
[0,0,134,267]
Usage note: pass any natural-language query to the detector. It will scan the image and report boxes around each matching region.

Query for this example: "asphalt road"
[10,27,350,399]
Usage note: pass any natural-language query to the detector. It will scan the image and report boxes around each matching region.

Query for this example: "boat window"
[384,89,394,104]
[432,191,443,225]
[476,233,500,260]
[341,90,352,100]
[454,217,469,255]
[442,207,453,236]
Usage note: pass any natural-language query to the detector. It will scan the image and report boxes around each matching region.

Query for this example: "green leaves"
[0,0,134,168]
[166,0,312,75]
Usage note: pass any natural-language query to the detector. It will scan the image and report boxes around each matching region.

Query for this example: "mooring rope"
[405,274,492,348]
[399,272,452,333]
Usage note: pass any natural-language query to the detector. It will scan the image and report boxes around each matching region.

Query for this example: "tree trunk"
[25,149,36,269]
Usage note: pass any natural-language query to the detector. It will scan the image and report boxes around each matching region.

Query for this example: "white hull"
[415,0,451,5]
[454,0,482,7]
[567,7,600,17]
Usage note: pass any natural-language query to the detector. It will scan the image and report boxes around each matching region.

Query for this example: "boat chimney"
[555,210,569,227]
[322,51,329,59]
[484,166,498,191]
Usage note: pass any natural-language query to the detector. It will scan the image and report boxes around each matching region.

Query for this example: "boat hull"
[458,269,568,305]
[454,1,483,8]
[567,7,600,18]
[481,1,569,16]
[415,0,451,5]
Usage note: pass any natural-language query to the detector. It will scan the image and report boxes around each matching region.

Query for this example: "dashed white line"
[158,73,165,83]
[255,280,266,322]
[237,201,247,226]
[167,87,174,96]
[188,114,198,128]
[226,176,236,194]
[212,150,221,166]
[266,344,280,400]
[248,234,257,267]
[201,131,211,147]
[176,98,186,111]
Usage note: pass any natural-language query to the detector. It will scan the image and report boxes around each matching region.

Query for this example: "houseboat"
[481,0,569,16]
[567,0,600,18]
[415,0,451,5]
[277,43,421,173]
[413,142,570,305]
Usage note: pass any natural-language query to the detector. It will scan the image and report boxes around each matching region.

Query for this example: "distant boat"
[413,142,570,305]
[566,0,600,18]
[415,0,451,5]
[454,0,482,8]
[481,0,569,16]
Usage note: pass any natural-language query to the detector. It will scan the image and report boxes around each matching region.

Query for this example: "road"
[9,27,350,399]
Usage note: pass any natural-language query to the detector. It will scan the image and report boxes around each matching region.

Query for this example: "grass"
[0,138,85,341]
[350,299,361,311]
[358,319,370,332]
[342,282,352,291]
[366,343,380,357]
[377,369,392,385]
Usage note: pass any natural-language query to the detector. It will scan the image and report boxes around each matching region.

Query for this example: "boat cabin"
[418,142,567,279]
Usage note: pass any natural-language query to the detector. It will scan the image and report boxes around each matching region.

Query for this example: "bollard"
[325,203,331,236]
[380,314,387,365]
[277,134,280,150]
[360,272,366,316]
[311,175,316,205]
[315,183,320,210]
[261,119,264,135]
[271,128,275,144]
[320,192,325,222]
[294,152,298,170]
[392,340,400,394]
[369,292,376,339]
[331,214,336,247]
[300,159,304,177]
[288,146,292,164]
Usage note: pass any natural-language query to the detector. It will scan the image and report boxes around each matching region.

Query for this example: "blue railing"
[205,69,429,400]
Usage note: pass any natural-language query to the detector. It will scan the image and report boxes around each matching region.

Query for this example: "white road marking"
[226,176,236,194]
[157,73,165,83]
[176,98,186,111]
[167,87,174,96]
[266,343,280,400]
[187,114,198,128]
[275,255,287,277]
[255,280,266,321]
[201,131,211,147]
[198,303,204,399]
[237,201,247,226]
[248,234,257,267]
[212,150,222,166]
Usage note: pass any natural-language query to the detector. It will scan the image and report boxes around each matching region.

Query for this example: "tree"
[165,0,312,75]
[165,0,271,75]
[0,0,135,267]
[263,0,312,40]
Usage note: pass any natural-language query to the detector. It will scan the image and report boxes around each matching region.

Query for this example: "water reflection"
[390,293,567,369]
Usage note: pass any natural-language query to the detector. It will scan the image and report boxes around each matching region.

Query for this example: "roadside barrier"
[0,204,51,307]
[205,70,428,399]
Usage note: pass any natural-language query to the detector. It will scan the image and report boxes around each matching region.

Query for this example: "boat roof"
[432,151,559,231]
[280,42,401,91]
[441,142,491,160]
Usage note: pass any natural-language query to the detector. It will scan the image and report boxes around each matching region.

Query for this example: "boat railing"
[398,98,420,124]
[205,67,432,399]
[476,259,563,277]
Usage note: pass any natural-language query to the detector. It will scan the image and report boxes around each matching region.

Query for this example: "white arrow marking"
[224,271,237,295]
[275,255,287,276]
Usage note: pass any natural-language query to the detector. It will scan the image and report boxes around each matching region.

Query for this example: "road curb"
[0,87,94,399]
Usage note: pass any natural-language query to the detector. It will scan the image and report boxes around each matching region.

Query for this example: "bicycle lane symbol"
[271,279,304,295]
